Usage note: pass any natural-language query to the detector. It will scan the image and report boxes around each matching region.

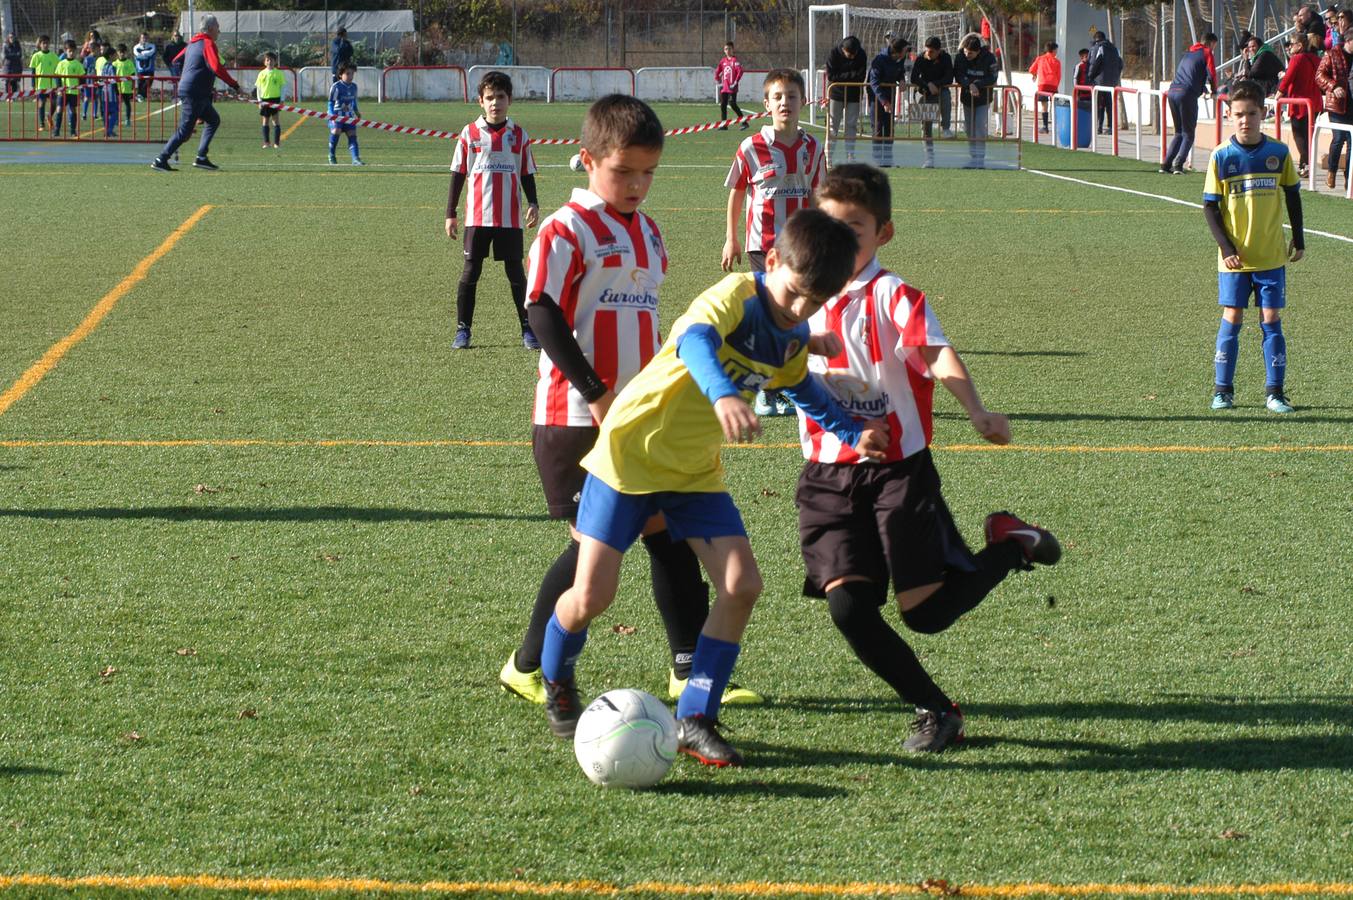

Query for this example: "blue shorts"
[1219,267,1286,309]
[574,474,747,552]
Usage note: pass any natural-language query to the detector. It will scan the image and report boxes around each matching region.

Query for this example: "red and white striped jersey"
[450,116,537,228]
[724,126,825,253]
[526,188,667,427]
[799,258,950,464]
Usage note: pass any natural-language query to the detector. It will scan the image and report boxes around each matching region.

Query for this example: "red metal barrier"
[1113,86,1138,156]
[3,73,179,142]
[380,65,468,102]
[1274,97,1315,149]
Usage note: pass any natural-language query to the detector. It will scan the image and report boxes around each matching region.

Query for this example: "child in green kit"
[255,51,286,148]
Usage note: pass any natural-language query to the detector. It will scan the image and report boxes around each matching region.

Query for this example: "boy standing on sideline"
[327,63,363,165]
[803,163,1062,753]
[256,52,286,148]
[538,208,889,766]
[500,94,764,715]
[133,32,156,100]
[445,71,538,350]
[1204,80,1304,414]
[30,36,59,131]
[113,45,136,125]
[151,16,241,172]
[911,36,955,166]
[722,68,826,417]
[1029,41,1060,133]
[3,33,22,96]
[714,41,748,129]
[867,37,909,168]
[53,41,83,136]
[953,33,999,169]
[100,46,119,137]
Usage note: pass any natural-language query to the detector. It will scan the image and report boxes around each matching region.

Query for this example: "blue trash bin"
[1054,99,1092,148]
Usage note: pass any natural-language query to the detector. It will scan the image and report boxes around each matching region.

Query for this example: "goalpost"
[807,4,968,126]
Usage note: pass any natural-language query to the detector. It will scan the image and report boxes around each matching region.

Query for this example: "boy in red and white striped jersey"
[722,67,826,416]
[446,71,540,350]
[798,164,1062,754]
[497,94,763,713]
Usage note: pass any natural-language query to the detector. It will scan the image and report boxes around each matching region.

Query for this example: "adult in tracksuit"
[1087,31,1123,134]
[1163,34,1218,174]
[826,35,867,161]
[152,15,240,172]
[867,37,909,167]
[954,33,998,168]
[133,32,156,100]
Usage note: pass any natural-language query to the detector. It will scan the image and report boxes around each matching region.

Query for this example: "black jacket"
[826,39,867,102]
[953,46,998,107]
[2,38,22,72]
[1240,44,1283,95]
[910,51,954,95]
[1088,38,1124,86]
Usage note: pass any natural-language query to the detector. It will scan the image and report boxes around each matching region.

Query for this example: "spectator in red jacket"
[1029,41,1061,132]
[1277,34,1323,176]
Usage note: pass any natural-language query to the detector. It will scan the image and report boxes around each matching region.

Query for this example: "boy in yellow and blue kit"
[1203,80,1304,414]
[539,208,889,768]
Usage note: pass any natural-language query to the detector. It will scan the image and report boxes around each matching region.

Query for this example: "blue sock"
[676,634,741,721]
[328,133,338,156]
[1214,319,1241,391]
[349,135,360,159]
[1261,320,1286,393]
[540,613,587,684]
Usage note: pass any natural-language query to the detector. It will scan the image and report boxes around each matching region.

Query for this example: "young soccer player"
[53,41,83,136]
[445,70,539,351]
[714,41,748,129]
[802,163,1062,753]
[100,46,119,137]
[113,45,136,124]
[1204,79,1304,414]
[256,52,286,148]
[501,94,764,718]
[327,63,362,166]
[539,208,890,767]
[722,68,826,417]
[30,36,59,132]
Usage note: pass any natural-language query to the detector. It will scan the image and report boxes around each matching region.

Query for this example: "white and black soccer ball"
[573,688,678,789]
[569,152,586,173]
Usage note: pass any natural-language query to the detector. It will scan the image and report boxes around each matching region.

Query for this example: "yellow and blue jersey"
[1204,136,1300,272]
[582,272,811,495]
[328,79,359,124]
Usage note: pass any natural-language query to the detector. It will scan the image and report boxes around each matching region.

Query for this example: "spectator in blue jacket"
[868,37,909,167]
[1088,31,1124,134]
[330,28,353,84]
[151,15,242,172]
[1162,33,1218,174]
[162,31,186,77]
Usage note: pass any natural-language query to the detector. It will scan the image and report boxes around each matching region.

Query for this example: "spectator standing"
[868,37,908,167]
[1277,34,1322,176]
[1323,7,1342,50]
[151,15,241,172]
[953,33,998,169]
[79,30,99,59]
[911,35,954,164]
[1029,41,1060,133]
[1088,30,1124,134]
[1294,5,1327,46]
[1162,33,1218,174]
[3,33,23,96]
[714,41,747,129]
[1074,47,1091,107]
[133,32,156,100]
[825,35,867,161]
[1316,30,1352,186]
[163,31,186,77]
[330,27,353,84]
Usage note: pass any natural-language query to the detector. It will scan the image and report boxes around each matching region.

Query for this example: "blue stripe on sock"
[540,613,587,684]
[676,634,741,721]
[1261,320,1286,391]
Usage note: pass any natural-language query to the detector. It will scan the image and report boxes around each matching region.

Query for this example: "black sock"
[901,542,1024,634]
[456,257,482,331]
[273,123,280,144]
[261,124,268,142]
[642,531,708,679]
[827,581,951,711]
[504,258,528,330]
[514,540,580,672]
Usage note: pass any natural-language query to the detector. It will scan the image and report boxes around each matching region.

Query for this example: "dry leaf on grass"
[174,647,197,657]
[238,709,258,720]
[1219,828,1249,840]
[919,878,959,896]
[121,731,142,743]
[611,624,637,635]
[318,554,341,562]
[193,484,219,495]
[98,666,118,680]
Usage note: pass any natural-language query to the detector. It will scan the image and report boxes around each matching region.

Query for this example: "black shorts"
[747,250,767,273]
[532,424,599,520]
[796,448,975,599]
[464,226,524,263]
[259,101,280,117]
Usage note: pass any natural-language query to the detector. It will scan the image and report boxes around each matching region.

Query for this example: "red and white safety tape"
[237,94,767,144]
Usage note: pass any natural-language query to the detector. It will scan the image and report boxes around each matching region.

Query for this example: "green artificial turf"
[1,100,1351,899]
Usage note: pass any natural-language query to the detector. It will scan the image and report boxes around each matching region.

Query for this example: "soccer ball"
[569,152,586,173]
[573,688,678,789]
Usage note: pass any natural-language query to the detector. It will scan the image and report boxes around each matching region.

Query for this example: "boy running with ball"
[1204,79,1304,413]
[801,164,1061,753]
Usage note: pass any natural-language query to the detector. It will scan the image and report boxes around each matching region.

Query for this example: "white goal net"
[807,4,968,125]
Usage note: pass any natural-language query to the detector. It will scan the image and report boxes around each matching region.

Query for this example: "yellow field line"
[279,113,306,142]
[2,874,1352,897]
[0,205,213,418]
[3,439,1353,454]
